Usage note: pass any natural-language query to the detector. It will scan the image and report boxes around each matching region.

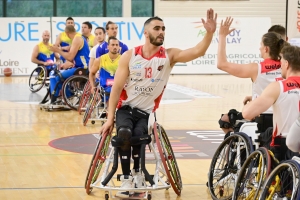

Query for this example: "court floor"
[0,74,252,200]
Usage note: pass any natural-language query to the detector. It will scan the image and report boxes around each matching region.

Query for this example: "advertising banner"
[0,17,270,76]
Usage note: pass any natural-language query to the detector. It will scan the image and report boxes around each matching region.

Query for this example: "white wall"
[154,0,286,26]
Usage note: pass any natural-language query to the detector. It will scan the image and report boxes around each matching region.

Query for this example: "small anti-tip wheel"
[105,193,109,200]
[91,121,95,124]
[147,194,151,200]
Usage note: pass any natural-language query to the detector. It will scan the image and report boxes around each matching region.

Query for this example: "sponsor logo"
[0,59,19,67]
[132,62,142,69]
[135,72,142,76]
[131,77,143,82]
[157,65,164,71]
[151,78,162,82]
[133,86,155,96]
[265,64,281,70]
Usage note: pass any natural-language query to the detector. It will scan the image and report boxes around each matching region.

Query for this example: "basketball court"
[0,74,252,199]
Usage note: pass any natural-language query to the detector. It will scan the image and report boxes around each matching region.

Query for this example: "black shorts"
[116,105,149,137]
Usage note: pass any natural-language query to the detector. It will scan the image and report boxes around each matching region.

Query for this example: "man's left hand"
[201,8,217,34]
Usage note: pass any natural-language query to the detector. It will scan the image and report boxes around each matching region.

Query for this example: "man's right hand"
[99,119,114,136]
[90,86,97,94]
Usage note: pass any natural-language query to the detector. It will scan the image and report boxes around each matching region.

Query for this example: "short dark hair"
[65,25,76,33]
[144,16,163,27]
[66,17,74,22]
[106,21,116,30]
[108,36,119,45]
[82,21,92,30]
[95,27,106,34]
[268,25,286,38]
[281,45,300,72]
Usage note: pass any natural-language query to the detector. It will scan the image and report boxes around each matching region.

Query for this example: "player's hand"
[90,86,97,94]
[99,119,114,136]
[219,17,235,37]
[61,46,71,51]
[243,96,252,105]
[48,45,60,53]
[202,8,217,34]
[43,62,50,66]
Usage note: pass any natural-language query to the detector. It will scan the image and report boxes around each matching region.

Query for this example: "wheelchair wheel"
[85,132,112,194]
[78,81,91,115]
[232,147,272,200]
[259,159,300,200]
[83,88,100,126]
[62,75,89,110]
[154,122,182,196]
[28,66,47,92]
[208,132,253,200]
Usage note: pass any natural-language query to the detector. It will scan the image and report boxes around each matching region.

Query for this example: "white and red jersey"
[252,59,282,113]
[117,46,172,113]
[271,76,300,141]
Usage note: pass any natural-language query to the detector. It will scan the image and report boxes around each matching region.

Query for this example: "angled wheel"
[207,132,253,200]
[154,122,182,196]
[233,147,272,200]
[259,159,300,200]
[83,88,100,126]
[62,75,89,110]
[29,66,47,92]
[85,132,112,194]
[78,81,91,115]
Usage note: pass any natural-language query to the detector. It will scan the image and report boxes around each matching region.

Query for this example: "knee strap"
[115,127,132,151]
[130,135,151,146]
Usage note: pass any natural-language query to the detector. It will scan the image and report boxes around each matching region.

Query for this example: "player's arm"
[54,33,62,47]
[168,9,217,66]
[88,46,97,70]
[54,53,61,64]
[242,81,280,120]
[50,36,81,61]
[31,45,46,65]
[106,50,131,122]
[217,17,257,80]
[89,57,101,89]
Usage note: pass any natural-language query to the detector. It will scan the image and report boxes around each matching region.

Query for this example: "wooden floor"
[0,75,252,200]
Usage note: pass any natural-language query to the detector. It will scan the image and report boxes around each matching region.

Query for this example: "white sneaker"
[131,169,146,189]
[116,175,134,198]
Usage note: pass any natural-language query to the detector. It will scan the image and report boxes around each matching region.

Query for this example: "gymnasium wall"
[155,0,286,26]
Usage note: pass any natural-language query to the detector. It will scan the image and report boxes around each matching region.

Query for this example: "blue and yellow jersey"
[37,42,55,63]
[99,53,121,89]
[87,34,95,50]
[73,33,90,69]
[59,32,72,62]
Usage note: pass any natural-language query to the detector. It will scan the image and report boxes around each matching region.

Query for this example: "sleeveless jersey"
[59,32,72,62]
[87,34,95,49]
[252,59,282,113]
[272,76,300,140]
[37,42,55,63]
[117,46,172,113]
[99,53,121,88]
[73,33,90,69]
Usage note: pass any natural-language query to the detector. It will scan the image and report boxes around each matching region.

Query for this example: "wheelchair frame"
[84,114,182,200]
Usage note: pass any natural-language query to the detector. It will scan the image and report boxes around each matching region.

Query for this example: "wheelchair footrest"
[116,174,155,182]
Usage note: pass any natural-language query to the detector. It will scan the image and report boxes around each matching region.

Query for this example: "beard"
[110,49,118,54]
[43,39,49,43]
[149,34,164,46]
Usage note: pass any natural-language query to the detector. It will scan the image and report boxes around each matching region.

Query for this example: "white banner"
[0,18,50,76]
[0,17,270,76]
[287,0,300,47]
[166,17,271,74]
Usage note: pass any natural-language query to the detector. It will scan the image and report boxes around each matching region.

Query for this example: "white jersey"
[89,44,100,59]
[118,46,172,113]
[272,76,300,140]
[252,59,282,113]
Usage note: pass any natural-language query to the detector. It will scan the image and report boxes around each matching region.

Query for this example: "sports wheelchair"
[207,118,278,200]
[82,85,109,126]
[28,65,54,93]
[40,67,89,111]
[84,113,182,199]
[259,156,300,199]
